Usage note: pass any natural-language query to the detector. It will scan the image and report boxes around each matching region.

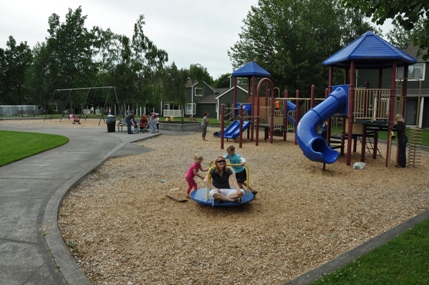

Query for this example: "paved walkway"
[0,124,428,285]
[0,125,188,285]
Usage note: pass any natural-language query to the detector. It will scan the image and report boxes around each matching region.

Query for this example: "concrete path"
[0,125,186,285]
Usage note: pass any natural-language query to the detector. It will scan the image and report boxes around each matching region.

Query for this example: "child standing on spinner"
[185,154,208,198]
[224,145,257,196]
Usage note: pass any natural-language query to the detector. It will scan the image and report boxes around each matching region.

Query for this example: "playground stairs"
[328,133,382,157]
[328,135,343,150]
[359,133,382,157]
[407,127,423,167]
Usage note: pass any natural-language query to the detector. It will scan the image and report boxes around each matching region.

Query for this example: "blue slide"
[218,120,251,139]
[296,85,348,164]
[285,100,296,126]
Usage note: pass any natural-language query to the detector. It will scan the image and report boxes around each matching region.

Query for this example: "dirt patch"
[4,119,428,284]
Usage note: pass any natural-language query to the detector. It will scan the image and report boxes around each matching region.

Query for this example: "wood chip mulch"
[5,119,428,285]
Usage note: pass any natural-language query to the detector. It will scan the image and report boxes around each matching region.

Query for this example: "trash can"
[106,114,116,132]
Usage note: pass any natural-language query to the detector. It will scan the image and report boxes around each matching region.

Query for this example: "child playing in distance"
[224,145,257,196]
[185,154,208,198]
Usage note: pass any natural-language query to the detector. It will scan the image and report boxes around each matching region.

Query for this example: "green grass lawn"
[330,126,429,147]
[311,218,429,285]
[0,130,69,166]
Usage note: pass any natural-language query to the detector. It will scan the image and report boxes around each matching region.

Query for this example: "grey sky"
[1,1,393,79]
[0,0,258,79]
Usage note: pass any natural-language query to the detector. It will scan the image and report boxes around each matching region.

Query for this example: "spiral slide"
[296,85,348,164]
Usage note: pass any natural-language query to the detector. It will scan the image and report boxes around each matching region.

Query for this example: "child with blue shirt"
[224,145,257,196]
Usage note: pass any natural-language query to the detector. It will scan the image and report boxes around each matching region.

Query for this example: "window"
[194,87,203,97]
[185,103,196,115]
[397,63,425,81]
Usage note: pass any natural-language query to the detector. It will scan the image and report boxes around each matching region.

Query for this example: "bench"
[18,110,36,117]
[117,119,127,132]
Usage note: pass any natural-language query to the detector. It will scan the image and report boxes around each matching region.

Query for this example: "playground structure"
[321,31,418,167]
[221,77,421,168]
[217,103,252,142]
[219,31,422,168]
[218,77,330,149]
[44,86,122,125]
[190,164,255,207]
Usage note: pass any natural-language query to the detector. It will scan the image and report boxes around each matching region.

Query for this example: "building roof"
[323,31,417,69]
[197,93,217,104]
[232,61,271,77]
[402,42,427,62]
[215,85,248,100]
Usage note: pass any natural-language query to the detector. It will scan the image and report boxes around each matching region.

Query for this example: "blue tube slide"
[296,86,348,164]
[285,101,296,125]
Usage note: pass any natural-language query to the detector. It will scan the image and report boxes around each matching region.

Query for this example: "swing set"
[44,86,122,125]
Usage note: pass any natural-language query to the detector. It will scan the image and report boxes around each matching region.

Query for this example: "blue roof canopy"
[232,61,271,77]
[323,31,417,69]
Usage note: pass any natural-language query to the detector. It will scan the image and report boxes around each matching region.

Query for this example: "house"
[398,43,428,128]
[356,42,428,128]
[185,82,248,120]
[214,85,250,121]
[186,81,219,118]
[187,82,252,121]
[161,80,216,119]
[162,62,270,121]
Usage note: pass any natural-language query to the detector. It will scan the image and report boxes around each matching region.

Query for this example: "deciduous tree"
[213,73,232,88]
[229,0,380,96]
[339,0,429,59]
[0,36,32,104]
[93,15,168,108]
[45,6,98,90]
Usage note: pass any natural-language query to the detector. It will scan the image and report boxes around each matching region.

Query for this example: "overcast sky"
[0,0,259,79]
[1,1,393,80]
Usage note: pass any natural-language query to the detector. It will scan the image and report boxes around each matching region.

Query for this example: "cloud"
[1,0,258,79]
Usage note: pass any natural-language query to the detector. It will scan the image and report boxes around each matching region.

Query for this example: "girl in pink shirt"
[185,154,208,198]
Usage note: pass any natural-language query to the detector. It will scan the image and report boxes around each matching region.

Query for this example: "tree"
[93,15,168,109]
[340,9,383,46]
[0,47,6,103]
[159,63,189,122]
[228,0,380,97]
[213,73,232,88]
[0,36,32,104]
[44,7,98,90]
[189,63,213,86]
[386,26,412,50]
[385,17,426,50]
[25,43,53,105]
[339,0,429,59]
